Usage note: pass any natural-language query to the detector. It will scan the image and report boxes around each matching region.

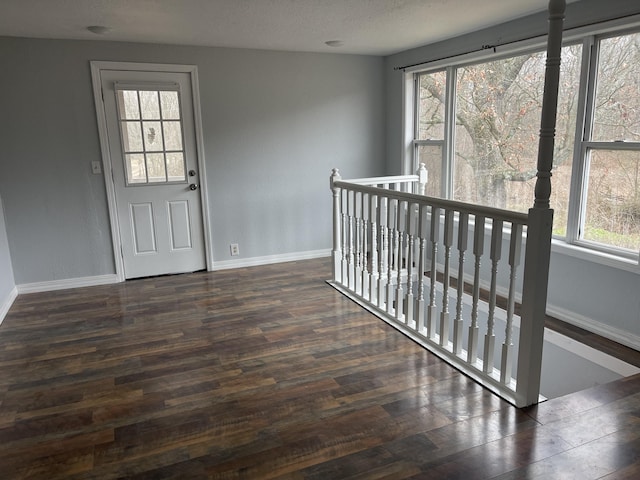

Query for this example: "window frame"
[406,19,640,267]
[571,29,640,261]
[413,68,450,197]
[114,82,188,187]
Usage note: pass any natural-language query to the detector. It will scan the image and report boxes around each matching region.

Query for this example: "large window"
[410,28,640,261]
[415,70,446,197]
[582,32,640,253]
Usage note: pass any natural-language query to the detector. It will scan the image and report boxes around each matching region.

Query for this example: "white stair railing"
[329,174,533,406]
[327,0,564,407]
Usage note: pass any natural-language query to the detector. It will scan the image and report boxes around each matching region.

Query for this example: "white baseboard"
[451,269,639,352]
[546,303,640,352]
[13,252,331,292]
[211,249,331,271]
[17,274,119,294]
[0,286,18,326]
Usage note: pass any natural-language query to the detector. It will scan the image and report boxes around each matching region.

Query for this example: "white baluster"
[439,209,454,347]
[453,212,469,355]
[347,190,355,291]
[354,191,362,295]
[396,201,406,322]
[468,215,485,365]
[378,196,388,308]
[387,199,397,314]
[340,192,349,287]
[501,223,523,384]
[427,206,440,340]
[483,219,503,375]
[361,193,370,300]
[370,193,379,305]
[405,203,416,329]
[416,205,427,335]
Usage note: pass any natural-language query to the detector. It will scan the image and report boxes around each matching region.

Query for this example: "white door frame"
[90,61,213,282]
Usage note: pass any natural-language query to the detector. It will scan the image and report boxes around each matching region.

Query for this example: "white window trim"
[551,240,640,274]
[403,15,640,270]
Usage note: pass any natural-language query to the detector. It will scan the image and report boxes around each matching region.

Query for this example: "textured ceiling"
[0,0,565,55]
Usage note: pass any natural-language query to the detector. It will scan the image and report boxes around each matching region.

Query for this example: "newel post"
[417,163,428,195]
[516,0,565,407]
[330,168,342,283]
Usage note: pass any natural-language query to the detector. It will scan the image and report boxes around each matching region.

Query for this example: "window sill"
[551,239,639,274]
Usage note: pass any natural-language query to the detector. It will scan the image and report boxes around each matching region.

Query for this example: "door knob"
[189,183,198,190]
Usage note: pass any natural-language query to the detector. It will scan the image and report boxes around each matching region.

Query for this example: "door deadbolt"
[188,170,197,177]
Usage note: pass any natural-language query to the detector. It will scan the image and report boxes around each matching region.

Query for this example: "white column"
[516,0,565,407]
[330,169,342,283]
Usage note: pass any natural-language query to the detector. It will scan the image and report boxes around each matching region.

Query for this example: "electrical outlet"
[230,243,240,256]
[91,161,102,174]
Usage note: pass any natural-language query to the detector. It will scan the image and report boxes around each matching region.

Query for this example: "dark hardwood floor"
[0,258,638,479]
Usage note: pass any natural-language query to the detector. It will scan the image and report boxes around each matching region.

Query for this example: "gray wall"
[0,195,16,308]
[0,37,385,284]
[547,252,640,340]
[384,0,640,345]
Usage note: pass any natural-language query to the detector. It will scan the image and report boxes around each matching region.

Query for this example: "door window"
[116,87,187,185]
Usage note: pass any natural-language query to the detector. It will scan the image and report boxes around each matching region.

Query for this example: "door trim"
[90,61,212,282]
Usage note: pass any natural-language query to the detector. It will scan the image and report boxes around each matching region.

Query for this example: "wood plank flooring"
[0,257,638,479]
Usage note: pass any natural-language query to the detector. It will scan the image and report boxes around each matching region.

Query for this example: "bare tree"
[418,46,576,206]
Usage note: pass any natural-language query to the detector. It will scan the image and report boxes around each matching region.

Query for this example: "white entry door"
[100,69,206,279]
